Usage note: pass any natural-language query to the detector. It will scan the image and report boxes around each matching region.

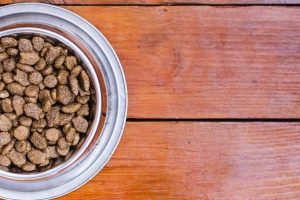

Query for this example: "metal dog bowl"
[0,3,127,200]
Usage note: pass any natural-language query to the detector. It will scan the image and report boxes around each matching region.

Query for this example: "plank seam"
[127,118,300,122]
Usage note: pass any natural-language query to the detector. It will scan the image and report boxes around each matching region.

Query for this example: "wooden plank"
[1,0,300,5]
[64,6,300,118]
[59,122,300,199]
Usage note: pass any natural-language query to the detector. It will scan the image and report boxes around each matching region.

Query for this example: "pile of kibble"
[0,36,91,172]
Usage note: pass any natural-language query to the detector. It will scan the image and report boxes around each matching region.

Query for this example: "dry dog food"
[0,35,92,173]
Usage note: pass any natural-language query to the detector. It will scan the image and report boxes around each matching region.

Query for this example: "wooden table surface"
[2,0,300,199]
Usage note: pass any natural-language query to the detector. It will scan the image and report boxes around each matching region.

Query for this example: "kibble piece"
[30,132,47,150]
[1,98,13,113]
[0,44,4,53]
[57,85,73,105]
[42,98,52,112]
[32,119,47,129]
[58,137,70,149]
[34,58,46,71]
[2,72,14,84]
[0,132,11,147]
[18,38,33,52]
[32,36,44,52]
[45,128,60,142]
[45,46,62,64]
[14,69,30,86]
[25,85,39,98]
[40,47,48,57]
[6,48,19,56]
[7,149,26,167]
[14,125,30,140]
[18,117,31,127]
[71,65,82,77]
[72,116,89,133]
[80,70,90,92]
[43,146,58,159]
[21,162,36,172]
[77,104,89,116]
[16,63,34,73]
[28,71,43,85]
[24,97,37,104]
[1,139,15,155]
[41,65,54,76]
[0,90,9,99]
[50,88,57,101]
[12,95,25,116]
[0,82,4,91]
[7,83,26,96]
[0,115,12,131]
[15,140,27,153]
[39,159,50,167]
[0,52,8,62]
[57,146,69,156]
[61,103,81,113]
[46,106,60,127]
[64,56,77,70]
[43,75,58,88]
[65,127,76,143]
[39,89,54,104]
[24,141,31,154]
[59,113,73,126]
[27,149,46,165]
[24,103,43,120]
[20,52,40,65]
[1,37,18,48]
[4,113,17,121]
[57,70,69,85]
[0,155,11,167]
[54,55,65,69]
[69,76,79,95]
[3,58,16,72]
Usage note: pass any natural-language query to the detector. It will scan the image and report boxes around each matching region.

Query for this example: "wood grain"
[62,6,300,119]
[58,122,300,199]
[1,0,300,5]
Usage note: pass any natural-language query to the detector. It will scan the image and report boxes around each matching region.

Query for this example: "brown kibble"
[1,98,13,113]
[43,75,57,88]
[0,90,9,99]
[14,125,30,140]
[32,119,47,129]
[0,115,12,131]
[61,103,81,113]
[57,146,69,156]
[42,98,52,112]
[72,116,89,133]
[0,155,11,167]
[40,47,48,57]
[80,70,90,92]
[59,113,73,126]
[0,132,11,147]
[50,88,57,101]
[27,149,46,165]
[71,65,82,77]
[3,58,16,72]
[25,85,39,98]
[45,128,60,142]
[64,56,77,70]
[54,55,65,69]
[1,139,15,155]
[63,123,72,134]
[0,52,9,62]
[19,116,32,127]
[39,89,54,105]
[28,71,43,85]
[14,69,30,86]
[41,65,53,76]
[57,70,69,85]
[32,36,44,52]
[18,38,33,52]
[2,72,14,84]
[69,76,79,95]
[46,106,60,127]
[12,95,25,116]
[30,132,47,150]
[58,137,70,149]
[24,103,43,120]
[57,85,73,105]
[3,113,17,121]
[77,104,89,116]
[16,63,34,73]
[0,81,4,91]
[45,46,62,64]
[7,149,26,167]
[24,97,37,104]
[20,52,40,65]
[39,159,50,167]
[1,37,18,48]
[65,127,76,143]
[34,58,46,71]
[43,146,58,159]
[15,140,27,153]
[6,48,19,56]
[21,162,36,171]
[7,83,26,96]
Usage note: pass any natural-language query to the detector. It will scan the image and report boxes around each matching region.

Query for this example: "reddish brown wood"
[1,0,300,5]
[58,122,300,199]
[64,6,300,119]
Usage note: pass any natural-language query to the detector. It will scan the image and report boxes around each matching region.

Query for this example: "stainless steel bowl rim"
[0,3,128,200]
